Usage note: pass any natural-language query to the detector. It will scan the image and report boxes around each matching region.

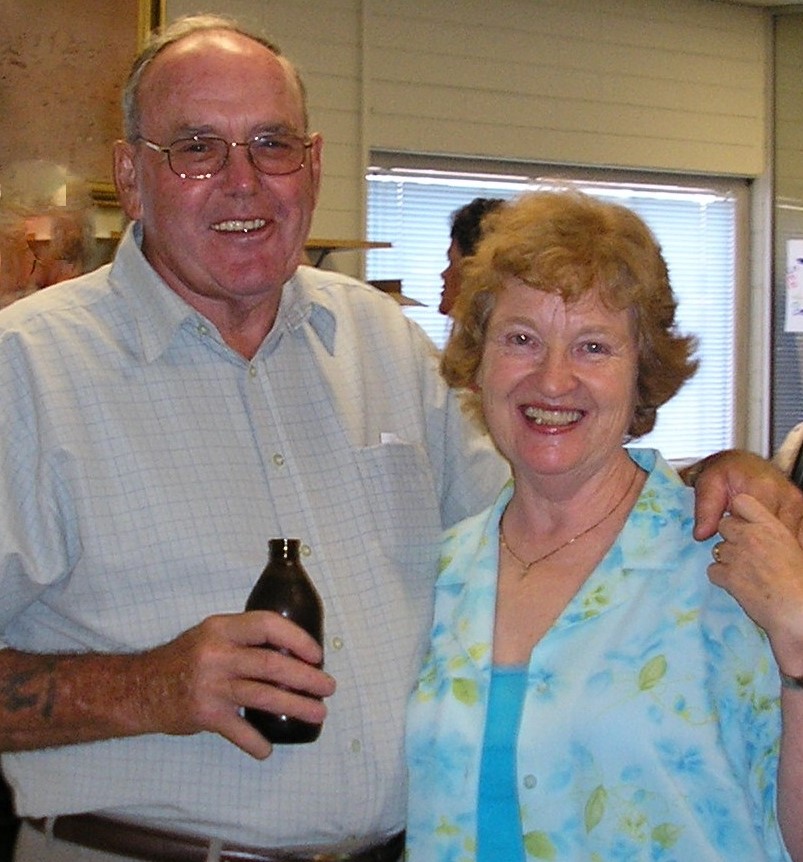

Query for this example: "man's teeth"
[211,218,266,233]
[523,406,583,426]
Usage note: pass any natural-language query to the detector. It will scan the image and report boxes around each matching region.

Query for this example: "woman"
[406,190,803,861]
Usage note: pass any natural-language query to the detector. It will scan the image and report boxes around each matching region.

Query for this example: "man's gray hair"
[121,14,308,142]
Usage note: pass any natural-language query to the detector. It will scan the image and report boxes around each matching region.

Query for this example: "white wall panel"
[363,0,767,176]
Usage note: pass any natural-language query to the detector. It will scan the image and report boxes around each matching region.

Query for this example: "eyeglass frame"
[137,132,314,180]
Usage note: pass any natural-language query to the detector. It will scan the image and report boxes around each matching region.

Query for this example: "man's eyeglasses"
[138,133,313,179]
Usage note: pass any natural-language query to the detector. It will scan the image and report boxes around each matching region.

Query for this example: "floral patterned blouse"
[406,449,790,862]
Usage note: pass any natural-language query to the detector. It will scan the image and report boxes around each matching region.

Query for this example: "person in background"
[438,197,505,316]
[0,211,38,309]
[0,162,96,292]
[406,190,803,862]
[0,15,798,862]
[31,207,96,287]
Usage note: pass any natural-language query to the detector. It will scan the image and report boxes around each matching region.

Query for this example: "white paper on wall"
[785,239,803,333]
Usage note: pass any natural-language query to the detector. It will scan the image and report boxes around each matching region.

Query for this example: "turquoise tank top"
[477,664,528,862]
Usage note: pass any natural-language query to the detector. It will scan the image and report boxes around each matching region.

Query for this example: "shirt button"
[523,774,537,789]
[300,544,312,558]
[197,323,209,336]
[332,637,344,650]
[350,739,362,753]
[536,681,549,694]
[248,365,258,378]
[272,453,285,467]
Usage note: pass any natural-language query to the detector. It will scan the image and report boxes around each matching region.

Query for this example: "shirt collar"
[283,267,337,356]
[109,224,337,363]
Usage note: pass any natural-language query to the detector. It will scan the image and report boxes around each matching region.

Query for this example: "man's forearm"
[0,613,337,759]
[678,448,803,541]
[0,648,153,752]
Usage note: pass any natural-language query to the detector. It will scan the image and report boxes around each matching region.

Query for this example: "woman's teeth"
[523,406,582,426]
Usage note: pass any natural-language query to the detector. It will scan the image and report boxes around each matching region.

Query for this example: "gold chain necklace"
[499,467,640,577]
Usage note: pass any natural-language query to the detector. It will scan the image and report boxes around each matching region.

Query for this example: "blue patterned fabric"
[406,448,790,862]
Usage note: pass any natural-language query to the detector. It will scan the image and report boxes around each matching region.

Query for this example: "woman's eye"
[582,341,609,355]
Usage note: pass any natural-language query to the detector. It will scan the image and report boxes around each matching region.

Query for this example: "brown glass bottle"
[244,538,324,744]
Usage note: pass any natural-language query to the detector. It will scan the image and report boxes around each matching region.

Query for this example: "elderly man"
[0,14,798,862]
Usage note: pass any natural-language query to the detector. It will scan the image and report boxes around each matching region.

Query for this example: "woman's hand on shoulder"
[709,493,803,676]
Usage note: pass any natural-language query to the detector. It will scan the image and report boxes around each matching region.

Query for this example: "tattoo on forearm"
[1,658,58,718]
[2,673,36,712]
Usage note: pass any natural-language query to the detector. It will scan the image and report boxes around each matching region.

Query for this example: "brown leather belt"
[27,814,405,862]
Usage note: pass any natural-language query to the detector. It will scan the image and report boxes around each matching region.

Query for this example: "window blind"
[366,161,742,463]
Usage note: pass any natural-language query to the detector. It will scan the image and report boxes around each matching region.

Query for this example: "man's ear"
[113,140,143,221]
[307,132,323,207]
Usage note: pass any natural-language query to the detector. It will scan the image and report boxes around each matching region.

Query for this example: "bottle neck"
[268,538,301,562]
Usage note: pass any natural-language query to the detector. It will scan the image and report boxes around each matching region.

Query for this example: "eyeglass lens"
[168,135,308,178]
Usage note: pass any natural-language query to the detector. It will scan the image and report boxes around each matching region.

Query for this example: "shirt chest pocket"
[353,441,441,569]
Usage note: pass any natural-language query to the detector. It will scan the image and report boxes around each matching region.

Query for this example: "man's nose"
[221,142,262,188]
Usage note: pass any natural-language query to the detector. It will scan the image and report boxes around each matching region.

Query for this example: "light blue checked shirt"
[0,223,506,845]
